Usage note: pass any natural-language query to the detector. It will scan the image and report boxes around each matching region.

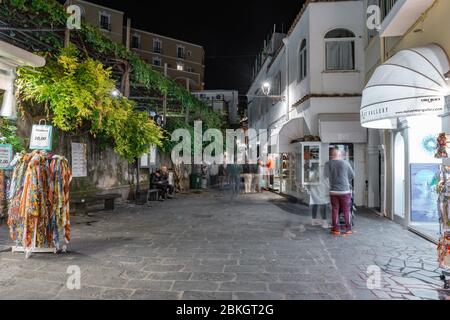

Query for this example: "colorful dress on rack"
[7,151,72,250]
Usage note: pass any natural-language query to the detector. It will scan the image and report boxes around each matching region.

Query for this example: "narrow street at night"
[0,191,447,301]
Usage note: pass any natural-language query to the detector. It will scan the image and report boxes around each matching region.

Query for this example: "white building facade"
[192,90,239,125]
[247,0,368,206]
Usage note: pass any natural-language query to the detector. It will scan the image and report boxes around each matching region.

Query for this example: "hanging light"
[261,81,271,96]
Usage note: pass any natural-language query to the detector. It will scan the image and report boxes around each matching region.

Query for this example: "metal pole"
[136,157,140,204]
[163,63,168,126]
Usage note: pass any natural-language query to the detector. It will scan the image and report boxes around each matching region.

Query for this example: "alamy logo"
[366,5,381,31]
[66,5,82,30]
[366,265,382,290]
[66,265,81,290]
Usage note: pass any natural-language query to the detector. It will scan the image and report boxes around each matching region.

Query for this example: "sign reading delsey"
[29,125,53,151]
[0,144,13,170]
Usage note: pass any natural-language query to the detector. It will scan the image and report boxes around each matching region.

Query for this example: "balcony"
[380,0,435,37]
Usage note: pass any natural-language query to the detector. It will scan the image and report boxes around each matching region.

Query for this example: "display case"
[301,142,321,186]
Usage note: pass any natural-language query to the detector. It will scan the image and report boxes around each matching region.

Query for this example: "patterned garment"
[7,151,72,250]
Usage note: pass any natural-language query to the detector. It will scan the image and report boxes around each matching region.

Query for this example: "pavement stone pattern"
[0,190,449,300]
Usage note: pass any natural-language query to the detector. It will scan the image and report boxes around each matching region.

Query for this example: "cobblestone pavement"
[0,190,449,300]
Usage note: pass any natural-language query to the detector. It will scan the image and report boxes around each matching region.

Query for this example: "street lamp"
[262,82,271,96]
[111,88,121,97]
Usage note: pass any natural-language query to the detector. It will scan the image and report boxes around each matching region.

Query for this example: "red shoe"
[345,230,353,235]
[331,230,341,236]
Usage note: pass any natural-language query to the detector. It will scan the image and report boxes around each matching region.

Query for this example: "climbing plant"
[0,116,24,153]
[16,46,164,162]
[4,0,223,133]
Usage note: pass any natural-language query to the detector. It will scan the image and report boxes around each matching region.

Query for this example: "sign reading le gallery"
[361,96,445,126]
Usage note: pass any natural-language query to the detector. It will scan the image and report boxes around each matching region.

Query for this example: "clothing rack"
[437,158,450,289]
[7,150,72,259]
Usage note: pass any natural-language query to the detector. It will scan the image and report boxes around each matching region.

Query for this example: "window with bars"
[99,13,111,31]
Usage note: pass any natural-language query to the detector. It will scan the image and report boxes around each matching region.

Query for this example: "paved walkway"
[0,190,448,300]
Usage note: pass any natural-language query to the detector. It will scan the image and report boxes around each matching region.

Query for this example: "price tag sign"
[0,144,13,170]
[29,125,53,151]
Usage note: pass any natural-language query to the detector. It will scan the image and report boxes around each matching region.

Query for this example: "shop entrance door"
[393,133,406,222]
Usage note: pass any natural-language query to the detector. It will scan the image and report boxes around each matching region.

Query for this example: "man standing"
[324,148,354,236]
[209,161,219,188]
[227,163,243,199]
[242,161,252,194]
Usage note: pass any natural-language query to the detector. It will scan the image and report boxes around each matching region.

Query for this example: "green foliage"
[16,47,163,162]
[0,117,24,153]
[5,0,225,156]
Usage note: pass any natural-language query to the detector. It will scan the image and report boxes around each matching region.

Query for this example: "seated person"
[161,166,175,198]
[150,170,168,200]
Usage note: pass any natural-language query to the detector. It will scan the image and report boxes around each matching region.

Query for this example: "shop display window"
[302,142,321,185]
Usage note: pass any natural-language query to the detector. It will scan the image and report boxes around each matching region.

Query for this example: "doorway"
[393,133,406,221]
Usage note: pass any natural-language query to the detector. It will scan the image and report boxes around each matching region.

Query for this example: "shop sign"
[0,144,13,170]
[361,96,445,126]
[29,124,53,151]
[71,142,87,178]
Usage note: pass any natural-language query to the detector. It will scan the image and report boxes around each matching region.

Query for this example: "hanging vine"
[16,46,164,162]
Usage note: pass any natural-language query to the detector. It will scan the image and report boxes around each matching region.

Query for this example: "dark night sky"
[79,0,304,94]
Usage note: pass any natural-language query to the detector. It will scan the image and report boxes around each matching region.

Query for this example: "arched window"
[298,39,307,82]
[325,28,355,71]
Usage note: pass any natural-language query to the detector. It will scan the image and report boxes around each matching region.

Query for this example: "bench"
[71,193,122,215]
[147,189,160,201]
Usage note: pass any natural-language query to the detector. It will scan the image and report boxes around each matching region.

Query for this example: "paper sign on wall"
[150,146,157,165]
[0,144,13,170]
[71,142,87,177]
[29,125,53,151]
[140,153,149,168]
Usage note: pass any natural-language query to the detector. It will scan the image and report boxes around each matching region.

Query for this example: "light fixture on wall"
[261,82,271,96]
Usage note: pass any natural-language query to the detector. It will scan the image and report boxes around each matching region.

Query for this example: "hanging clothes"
[7,151,72,250]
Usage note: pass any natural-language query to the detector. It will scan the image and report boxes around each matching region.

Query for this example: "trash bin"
[136,190,148,205]
[190,173,201,189]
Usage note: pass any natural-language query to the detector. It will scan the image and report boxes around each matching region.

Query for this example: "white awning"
[278,117,304,153]
[319,113,367,143]
[361,44,450,129]
[0,40,45,68]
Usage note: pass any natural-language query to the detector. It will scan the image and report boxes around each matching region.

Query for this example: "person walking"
[218,163,227,190]
[307,168,330,229]
[257,160,265,192]
[250,161,259,193]
[209,161,219,188]
[227,163,242,198]
[324,148,354,236]
[243,161,252,194]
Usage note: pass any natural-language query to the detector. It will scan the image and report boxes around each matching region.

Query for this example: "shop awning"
[0,40,46,119]
[319,113,367,143]
[277,117,304,153]
[0,40,45,68]
[361,44,450,129]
